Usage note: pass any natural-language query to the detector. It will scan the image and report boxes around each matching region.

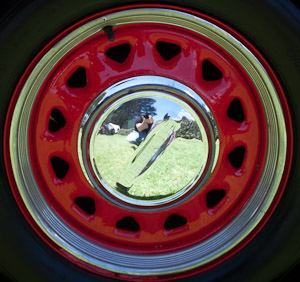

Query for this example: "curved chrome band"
[78,76,218,209]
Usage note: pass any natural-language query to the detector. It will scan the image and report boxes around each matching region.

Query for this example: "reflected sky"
[109,95,196,130]
[151,97,195,122]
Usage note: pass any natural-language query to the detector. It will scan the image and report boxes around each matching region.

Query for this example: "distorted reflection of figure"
[127,113,154,146]
[117,113,181,192]
[98,123,120,135]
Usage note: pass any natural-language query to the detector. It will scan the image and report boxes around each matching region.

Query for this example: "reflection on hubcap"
[79,76,219,209]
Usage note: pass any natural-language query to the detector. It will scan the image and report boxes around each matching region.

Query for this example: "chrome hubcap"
[79,76,219,209]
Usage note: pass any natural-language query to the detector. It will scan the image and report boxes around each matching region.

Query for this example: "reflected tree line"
[105,98,157,128]
[103,98,202,140]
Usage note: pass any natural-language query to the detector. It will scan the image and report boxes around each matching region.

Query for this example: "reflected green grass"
[94,134,205,198]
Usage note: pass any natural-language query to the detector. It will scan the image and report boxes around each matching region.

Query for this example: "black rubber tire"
[1,0,300,281]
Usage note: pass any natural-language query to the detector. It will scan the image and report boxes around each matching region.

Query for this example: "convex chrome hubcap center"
[79,76,219,209]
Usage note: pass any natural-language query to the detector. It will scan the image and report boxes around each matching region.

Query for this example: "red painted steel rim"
[3,4,293,281]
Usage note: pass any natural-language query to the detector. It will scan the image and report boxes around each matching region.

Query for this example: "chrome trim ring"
[78,76,218,209]
[9,8,287,276]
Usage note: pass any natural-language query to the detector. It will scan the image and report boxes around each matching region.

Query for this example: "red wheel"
[1,1,298,281]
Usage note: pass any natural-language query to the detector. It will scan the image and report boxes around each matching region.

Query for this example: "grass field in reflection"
[94,134,205,199]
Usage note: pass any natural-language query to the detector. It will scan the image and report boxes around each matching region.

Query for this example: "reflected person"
[127,113,154,146]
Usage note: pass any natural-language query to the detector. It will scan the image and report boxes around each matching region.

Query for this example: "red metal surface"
[3,4,293,281]
[28,22,265,250]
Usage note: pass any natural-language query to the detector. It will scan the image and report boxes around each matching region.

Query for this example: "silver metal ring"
[78,76,219,210]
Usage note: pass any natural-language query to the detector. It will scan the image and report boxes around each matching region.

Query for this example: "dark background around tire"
[1,0,300,281]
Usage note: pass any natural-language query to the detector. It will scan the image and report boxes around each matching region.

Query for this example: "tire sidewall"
[1,1,300,281]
